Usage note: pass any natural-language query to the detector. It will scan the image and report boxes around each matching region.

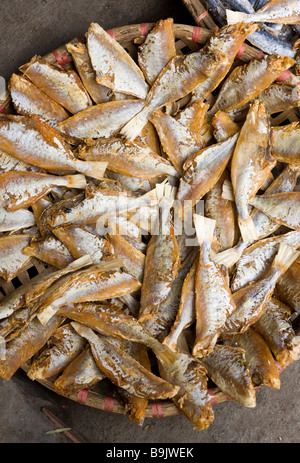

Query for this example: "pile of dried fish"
[0,12,300,432]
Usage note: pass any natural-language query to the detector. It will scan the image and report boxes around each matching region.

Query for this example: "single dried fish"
[226,329,280,389]
[77,137,178,179]
[0,171,86,211]
[209,54,295,116]
[0,115,107,180]
[27,323,87,380]
[8,73,69,126]
[138,18,176,86]
[66,42,111,104]
[87,22,149,99]
[56,99,145,142]
[0,207,35,233]
[70,322,179,400]
[0,234,32,282]
[201,345,256,407]
[22,234,74,269]
[227,0,300,25]
[230,100,276,242]
[20,56,92,114]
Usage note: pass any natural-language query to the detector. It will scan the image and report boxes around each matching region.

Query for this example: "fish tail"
[222,179,235,201]
[212,244,244,268]
[226,9,248,25]
[193,214,216,246]
[74,159,108,180]
[64,174,87,189]
[238,217,258,243]
[273,243,300,273]
[120,108,150,141]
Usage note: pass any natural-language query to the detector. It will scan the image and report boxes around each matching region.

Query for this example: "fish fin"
[64,174,87,189]
[120,108,149,141]
[193,214,216,246]
[273,243,300,273]
[226,9,247,25]
[144,180,177,206]
[212,246,243,268]
[238,217,258,243]
[74,160,108,180]
[222,179,235,201]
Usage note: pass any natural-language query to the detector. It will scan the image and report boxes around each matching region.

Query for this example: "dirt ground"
[0,0,299,444]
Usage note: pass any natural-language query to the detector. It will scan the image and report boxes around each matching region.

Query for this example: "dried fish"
[227,0,300,25]
[22,234,74,269]
[0,207,35,233]
[212,111,240,143]
[0,115,107,180]
[250,192,300,231]
[271,122,300,165]
[275,262,300,314]
[106,234,145,281]
[201,345,256,407]
[66,42,111,104]
[138,18,176,86]
[27,323,87,380]
[0,234,33,282]
[230,100,276,242]
[0,171,86,211]
[87,22,149,99]
[77,136,178,179]
[209,55,295,116]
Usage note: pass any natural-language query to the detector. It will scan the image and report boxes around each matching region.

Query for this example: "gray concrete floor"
[0,0,299,444]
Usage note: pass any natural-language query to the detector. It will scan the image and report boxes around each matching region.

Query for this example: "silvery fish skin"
[0,234,32,282]
[272,122,300,165]
[53,225,115,264]
[22,234,74,269]
[53,345,106,397]
[253,297,298,368]
[209,55,295,116]
[0,315,63,381]
[230,100,276,243]
[191,22,258,103]
[231,231,300,292]
[138,18,176,86]
[20,56,92,114]
[36,264,141,326]
[77,136,179,179]
[226,0,300,25]
[258,83,300,114]
[222,244,300,338]
[212,111,240,143]
[87,22,149,99]
[8,73,69,127]
[0,207,35,233]
[106,234,145,281]
[0,115,107,180]
[226,329,280,389]
[26,323,87,380]
[250,192,300,231]
[176,133,238,209]
[150,110,205,175]
[275,262,300,314]
[56,99,145,143]
[66,42,111,105]
[120,37,229,141]
[0,148,38,173]
[0,171,86,211]
[201,345,256,407]
[70,322,179,400]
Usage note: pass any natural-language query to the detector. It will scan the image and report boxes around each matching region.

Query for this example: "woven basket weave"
[0,22,298,420]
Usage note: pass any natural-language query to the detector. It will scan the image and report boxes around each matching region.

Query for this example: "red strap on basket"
[51,50,71,69]
[151,402,164,418]
[77,388,89,404]
[192,26,201,43]
[236,43,247,60]
[276,69,292,83]
[196,10,208,23]
[256,51,264,59]
[0,106,6,114]
[104,396,115,412]
[207,388,218,406]
[140,23,148,36]
[107,29,117,40]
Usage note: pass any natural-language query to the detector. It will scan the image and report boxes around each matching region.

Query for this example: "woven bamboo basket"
[1,21,299,420]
